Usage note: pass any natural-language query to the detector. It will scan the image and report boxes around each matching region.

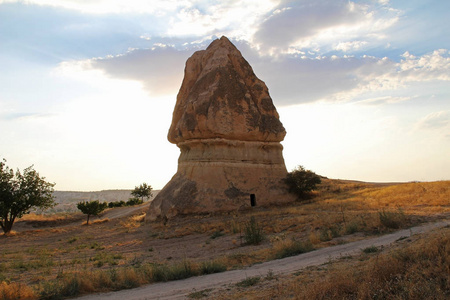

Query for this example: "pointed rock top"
[206,36,235,50]
[168,36,286,143]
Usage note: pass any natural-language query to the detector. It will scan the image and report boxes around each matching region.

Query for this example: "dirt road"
[77,220,449,300]
[101,202,150,220]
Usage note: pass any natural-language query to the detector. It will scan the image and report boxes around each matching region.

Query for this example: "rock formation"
[148,36,294,220]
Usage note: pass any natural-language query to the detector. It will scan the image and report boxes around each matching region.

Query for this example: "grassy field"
[0,179,449,299]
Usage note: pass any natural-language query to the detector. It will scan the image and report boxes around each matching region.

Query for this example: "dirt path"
[77,220,449,300]
[101,202,149,220]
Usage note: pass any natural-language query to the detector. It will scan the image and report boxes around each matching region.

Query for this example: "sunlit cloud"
[355,96,412,106]
[335,40,368,52]
[253,0,400,55]
[399,49,450,81]
[166,0,277,40]
[81,40,450,107]
[416,111,450,130]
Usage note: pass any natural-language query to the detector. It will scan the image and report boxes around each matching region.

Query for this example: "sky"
[1,0,449,191]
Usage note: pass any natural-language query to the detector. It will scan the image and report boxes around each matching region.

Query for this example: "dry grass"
[120,213,146,231]
[17,212,84,228]
[217,226,450,300]
[0,282,37,300]
[0,179,448,299]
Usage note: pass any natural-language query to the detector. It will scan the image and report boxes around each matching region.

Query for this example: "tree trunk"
[1,219,14,234]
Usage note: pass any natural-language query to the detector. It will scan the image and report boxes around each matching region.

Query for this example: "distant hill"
[41,190,159,213]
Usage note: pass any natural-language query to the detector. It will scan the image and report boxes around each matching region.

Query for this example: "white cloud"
[166,0,277,39]
[399,49,450,81]
[335,40,368,52]
[315,49,450,104]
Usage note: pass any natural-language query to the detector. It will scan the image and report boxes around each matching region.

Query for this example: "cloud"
[81,36,450,107]
[355,96,411,106]
[0,0,189,14]
[248,46,450,105]
[398,49,450,81]
[165,0,277,40]
[252,0,400,55]
[90,45,194,96]
[416,111,450,130]
[335,41,368,52]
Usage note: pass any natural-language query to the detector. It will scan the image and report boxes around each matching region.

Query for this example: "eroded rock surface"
[148,36,294,221]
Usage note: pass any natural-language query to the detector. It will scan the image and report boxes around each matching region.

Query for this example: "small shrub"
[236,276,261,287]
[230,219,240,234]
[274,240,315,259]
[67,237,78,244]
[329,225,341,238]
[243,216,265,245]
[188,289,212,299]
[151,260,198,282]
[345,221,359,234]
[60,277,80,297]
[151,264,171,282]
[126,197,144,206]
[116,268,141,289]
[200,260,227,274]
[319,228,331,242]
[169,260,197,280]
[265,269,275,280]
[362,245,379,254]
[284,165,321,200]
[378,208,406,229]
[210,230,225,239]
[39,280,62,300]
[108,201,126,208]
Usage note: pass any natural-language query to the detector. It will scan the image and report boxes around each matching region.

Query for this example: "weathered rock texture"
[148,36,294,220]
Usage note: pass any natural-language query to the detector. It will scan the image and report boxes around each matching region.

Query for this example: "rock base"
[147,139,295,221]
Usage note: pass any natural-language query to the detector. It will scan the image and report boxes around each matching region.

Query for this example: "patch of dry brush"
[220,226,450,300]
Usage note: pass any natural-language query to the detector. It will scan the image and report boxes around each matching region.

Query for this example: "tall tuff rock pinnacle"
[148,36,294,220]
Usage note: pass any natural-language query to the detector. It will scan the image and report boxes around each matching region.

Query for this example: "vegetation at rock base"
[0,159,55,234]
[284,165,322,200]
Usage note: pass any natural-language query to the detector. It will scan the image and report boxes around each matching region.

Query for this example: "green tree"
[284,165,321,200]
[131,183,153,202]
[0,159,55,234]
[77,200,107,225]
